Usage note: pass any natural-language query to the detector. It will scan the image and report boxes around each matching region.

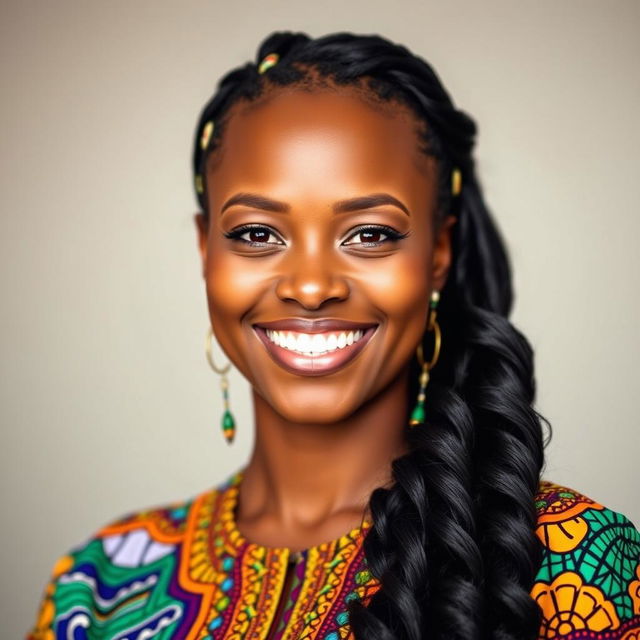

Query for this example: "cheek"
[205,250,266,320]
[358,250,433,382]
[204,248,268,375]
[357,252,431,323]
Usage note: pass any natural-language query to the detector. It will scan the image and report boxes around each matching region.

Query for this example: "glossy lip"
[252,322,379,377]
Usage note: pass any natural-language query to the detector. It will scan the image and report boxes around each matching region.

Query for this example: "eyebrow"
[220,192,410,216]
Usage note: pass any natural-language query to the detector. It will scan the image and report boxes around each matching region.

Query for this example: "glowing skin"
[195,88,456,552]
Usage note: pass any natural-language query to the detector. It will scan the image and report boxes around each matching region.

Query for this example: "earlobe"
[194,212,209,278]
[432,215,457,291]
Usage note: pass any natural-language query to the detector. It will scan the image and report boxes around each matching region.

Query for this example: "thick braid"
[191,30,551,640]
[465,309,547,638]
[452,176,547,638]
[347,331,486,639]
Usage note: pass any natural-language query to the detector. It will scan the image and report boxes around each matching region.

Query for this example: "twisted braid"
[191,30,552,640]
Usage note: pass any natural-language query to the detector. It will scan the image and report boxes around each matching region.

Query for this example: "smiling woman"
[26,30,640,640]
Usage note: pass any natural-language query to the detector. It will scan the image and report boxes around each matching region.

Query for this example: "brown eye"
[224,224,285,247]
[343,225,407,247]
[360,229,382,243]
[248,228,269,243]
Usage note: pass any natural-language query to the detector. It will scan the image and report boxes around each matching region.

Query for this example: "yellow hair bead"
[195,174,204,194]
[258,52,279,74]
[200,120,214,151]
[451,167,462,196]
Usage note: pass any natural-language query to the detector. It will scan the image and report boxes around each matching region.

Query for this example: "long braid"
[191,30,552,640]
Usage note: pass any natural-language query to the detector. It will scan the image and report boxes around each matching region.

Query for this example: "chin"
[259,384,367,426]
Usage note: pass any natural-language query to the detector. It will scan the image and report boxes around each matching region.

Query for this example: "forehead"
[206,87,435,203]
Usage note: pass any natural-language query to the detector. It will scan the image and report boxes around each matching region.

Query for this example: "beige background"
[2,0,639,635]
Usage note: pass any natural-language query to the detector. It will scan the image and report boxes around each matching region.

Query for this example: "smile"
[253,323,378,377]
[266,328,366,354]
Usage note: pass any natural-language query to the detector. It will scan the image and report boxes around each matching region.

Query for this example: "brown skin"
[195,87,456,552]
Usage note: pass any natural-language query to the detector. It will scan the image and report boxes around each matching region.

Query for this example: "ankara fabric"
[26,469,640,639]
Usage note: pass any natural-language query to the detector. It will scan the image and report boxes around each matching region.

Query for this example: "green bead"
[222,410,235,429]
[221,410,235,443]
[409,402,425,425]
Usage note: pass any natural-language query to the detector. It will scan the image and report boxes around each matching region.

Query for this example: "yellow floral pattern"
[533,481,640,639]
[532,572,620,638]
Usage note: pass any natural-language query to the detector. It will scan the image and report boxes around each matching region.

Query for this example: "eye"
[223,224,285,247]
[343,225,409,247]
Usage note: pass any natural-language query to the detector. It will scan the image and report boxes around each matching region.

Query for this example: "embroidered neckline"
[218,467,374,556]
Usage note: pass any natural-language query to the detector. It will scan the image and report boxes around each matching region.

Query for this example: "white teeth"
[264,329,366,355]
[297,333,311,353]
[310,334,325,352]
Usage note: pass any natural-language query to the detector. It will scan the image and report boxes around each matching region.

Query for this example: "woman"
[27,30,640,640]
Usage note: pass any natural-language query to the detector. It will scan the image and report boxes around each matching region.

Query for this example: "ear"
[431,214,457,292]
[194,212,209,279]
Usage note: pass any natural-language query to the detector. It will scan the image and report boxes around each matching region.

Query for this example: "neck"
[238,369,411,536]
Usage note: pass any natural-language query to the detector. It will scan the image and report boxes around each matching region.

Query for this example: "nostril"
[274,272,350,308]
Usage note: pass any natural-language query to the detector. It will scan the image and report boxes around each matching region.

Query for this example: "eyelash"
[223,224,409,248]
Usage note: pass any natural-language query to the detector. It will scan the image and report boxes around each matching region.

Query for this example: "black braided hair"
[192,31,552,640]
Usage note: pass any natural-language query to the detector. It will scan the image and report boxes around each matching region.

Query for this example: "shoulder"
[532,479,640,639]
[26,478,232,639]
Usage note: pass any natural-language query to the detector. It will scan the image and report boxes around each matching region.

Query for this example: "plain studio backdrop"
[2,0,639,635]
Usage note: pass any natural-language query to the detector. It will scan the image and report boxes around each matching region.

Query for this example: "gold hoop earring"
[409,290,442,427]
[205,326,236,445]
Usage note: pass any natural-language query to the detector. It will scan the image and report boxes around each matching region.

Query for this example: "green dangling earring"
[409,290,442,427]
[205,326,236,444]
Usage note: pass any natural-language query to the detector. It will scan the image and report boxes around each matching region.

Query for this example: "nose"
[274,252,350,310]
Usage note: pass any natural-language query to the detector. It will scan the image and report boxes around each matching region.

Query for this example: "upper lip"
[254,318,378,333]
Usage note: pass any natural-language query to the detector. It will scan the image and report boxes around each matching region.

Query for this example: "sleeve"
[531,502,640,639]
[24,516,141,639]
[24,500,189,639]
[25,550,82,639]
[24,513,133,639]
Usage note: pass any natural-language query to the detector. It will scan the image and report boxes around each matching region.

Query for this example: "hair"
[192,31,552,640]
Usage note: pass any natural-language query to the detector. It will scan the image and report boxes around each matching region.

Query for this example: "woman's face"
[195,87,456,424]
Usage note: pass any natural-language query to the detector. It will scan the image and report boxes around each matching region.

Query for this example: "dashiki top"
[27,468,640,640]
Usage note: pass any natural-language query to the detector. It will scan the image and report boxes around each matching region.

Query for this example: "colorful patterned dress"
[26,468,640,639]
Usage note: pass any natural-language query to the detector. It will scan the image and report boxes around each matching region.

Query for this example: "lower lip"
[253,326,378,377]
